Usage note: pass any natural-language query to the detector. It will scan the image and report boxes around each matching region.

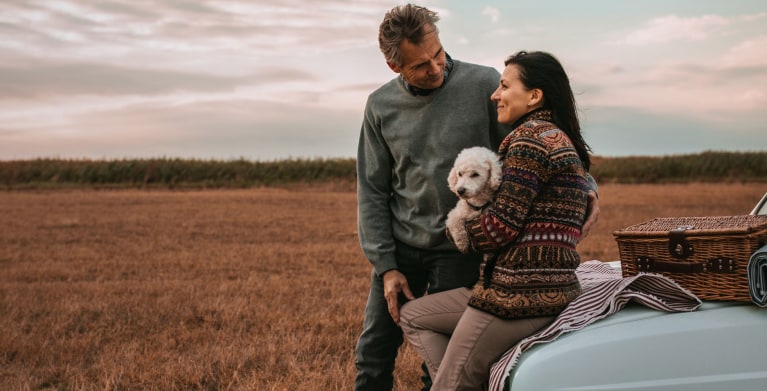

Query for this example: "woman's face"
[491,64,536,125]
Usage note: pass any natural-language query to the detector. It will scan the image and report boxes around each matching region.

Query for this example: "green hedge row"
[0,151,765,189]
[590,151,767,183]
[0,158,357,189]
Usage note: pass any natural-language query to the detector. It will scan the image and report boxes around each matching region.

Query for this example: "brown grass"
[1,183,764,390]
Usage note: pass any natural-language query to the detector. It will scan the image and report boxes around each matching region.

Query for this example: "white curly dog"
[445,146,502,253]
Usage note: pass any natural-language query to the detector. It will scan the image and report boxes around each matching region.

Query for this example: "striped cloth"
[488,260,702,391]
[748,244,767,307]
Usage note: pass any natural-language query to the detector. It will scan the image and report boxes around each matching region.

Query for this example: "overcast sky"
[1,0,765,161]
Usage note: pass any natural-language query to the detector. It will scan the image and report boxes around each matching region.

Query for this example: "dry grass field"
[1,183,764,390]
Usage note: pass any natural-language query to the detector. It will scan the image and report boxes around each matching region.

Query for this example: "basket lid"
[613,215,767,238]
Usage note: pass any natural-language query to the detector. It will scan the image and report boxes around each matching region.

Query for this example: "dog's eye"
[470,172,480,178]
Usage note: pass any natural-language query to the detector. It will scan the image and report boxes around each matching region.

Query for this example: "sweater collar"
[510,108,552,130]
[499,109,555,155]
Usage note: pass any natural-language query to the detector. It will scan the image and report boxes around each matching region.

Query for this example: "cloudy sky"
[1,0,765,161]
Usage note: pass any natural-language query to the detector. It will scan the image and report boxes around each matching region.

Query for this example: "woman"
[400,51,592,390]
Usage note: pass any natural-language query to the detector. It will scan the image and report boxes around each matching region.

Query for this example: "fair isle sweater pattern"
[465,110,591,319]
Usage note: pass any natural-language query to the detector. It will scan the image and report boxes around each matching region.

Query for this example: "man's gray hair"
[378,4,440,67]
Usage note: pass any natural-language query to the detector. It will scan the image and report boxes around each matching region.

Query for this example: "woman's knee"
[400,288,472,334]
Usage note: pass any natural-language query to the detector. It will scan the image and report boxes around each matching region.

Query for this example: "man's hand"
[581,190,600,239]
[382,269,415,325]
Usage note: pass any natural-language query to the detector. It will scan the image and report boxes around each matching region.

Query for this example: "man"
[354,4,600,390]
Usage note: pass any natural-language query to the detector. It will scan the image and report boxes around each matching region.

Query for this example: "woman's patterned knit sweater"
[465,110,591,319]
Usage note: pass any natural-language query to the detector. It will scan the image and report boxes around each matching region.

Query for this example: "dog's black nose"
[457,188,465,195]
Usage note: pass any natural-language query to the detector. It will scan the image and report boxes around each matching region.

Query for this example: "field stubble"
[0,183,764,390]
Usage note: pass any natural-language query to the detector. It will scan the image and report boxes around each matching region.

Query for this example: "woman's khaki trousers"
[400,287,553,390]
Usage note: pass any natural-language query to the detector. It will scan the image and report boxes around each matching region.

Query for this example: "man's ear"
[386,61,401,74]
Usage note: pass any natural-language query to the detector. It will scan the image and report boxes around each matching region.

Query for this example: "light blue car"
[505,192,767,391]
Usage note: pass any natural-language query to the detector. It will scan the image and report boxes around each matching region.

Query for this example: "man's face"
[388,28,446,90]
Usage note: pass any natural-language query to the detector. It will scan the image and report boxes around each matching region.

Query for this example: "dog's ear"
[447,164,458,192]
[489,155,503,191]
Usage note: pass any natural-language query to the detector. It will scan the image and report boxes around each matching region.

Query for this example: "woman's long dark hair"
[505,51,591,169]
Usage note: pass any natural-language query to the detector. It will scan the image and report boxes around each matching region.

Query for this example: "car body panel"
[750,192,767,215]
[506,300,767,390]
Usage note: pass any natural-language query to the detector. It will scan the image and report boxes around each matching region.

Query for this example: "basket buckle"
[668,225,694,259]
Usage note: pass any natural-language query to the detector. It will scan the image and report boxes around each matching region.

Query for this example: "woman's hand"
[581,190,600,239]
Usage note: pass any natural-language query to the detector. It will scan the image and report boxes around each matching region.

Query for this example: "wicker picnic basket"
[614,215,767,301]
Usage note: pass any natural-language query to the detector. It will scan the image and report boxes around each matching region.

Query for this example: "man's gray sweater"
[357,59,509,276]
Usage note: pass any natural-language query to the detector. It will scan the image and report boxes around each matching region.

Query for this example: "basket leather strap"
[636,256,737,274]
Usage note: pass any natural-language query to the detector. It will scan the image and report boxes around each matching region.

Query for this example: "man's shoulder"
[453,59,500,77]
[368,77,402,100]
[444,59,500,96]
[449,60,500,89]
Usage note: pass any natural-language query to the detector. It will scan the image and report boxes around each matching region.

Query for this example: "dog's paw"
[448,227,470,253]
[446,205,473,253]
